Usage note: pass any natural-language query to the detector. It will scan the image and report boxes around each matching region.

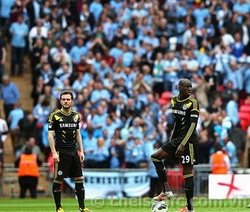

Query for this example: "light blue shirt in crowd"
[122,51,134,67]
[69,46,88,64]
[124,139,135,164]
[8,108,24,130]
[244,67,250,94]
[233,2,250,24]
[109,47,124,62]
[110,0,123,15]
[192,7,210,29]
[92,113,109,129]
[42,123,49,147]
[90,89,111,103]
[93,146,109,162]
[82,136,98,160]
[222,62,245,90]
[224,141,239,164]
[95,66,113,81]
[9,21,29,48]
[32,104,51,126]
[163,59,180,82]
[102,122,119,139]
[226,100,239,126]
[0,0,16,18]
[0,82,20,104]
[89,1,103,20]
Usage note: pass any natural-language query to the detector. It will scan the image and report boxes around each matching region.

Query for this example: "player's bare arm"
[76,129,84,162]
[48,130,59,163]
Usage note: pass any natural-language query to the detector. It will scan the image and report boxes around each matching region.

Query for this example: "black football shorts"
[161,138,198,165]
[54,149,83,179]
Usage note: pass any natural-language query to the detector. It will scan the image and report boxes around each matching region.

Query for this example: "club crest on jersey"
[183,102,192,110]
[182,104,188,110]
[73,114,78,122]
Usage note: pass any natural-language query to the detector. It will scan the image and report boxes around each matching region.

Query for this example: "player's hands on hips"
[53,152,60,163]
[79,151,85,163]
[175,144,185,157]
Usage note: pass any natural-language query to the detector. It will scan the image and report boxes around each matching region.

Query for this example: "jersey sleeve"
[190,99,199,123]
[48,112,55,131]
[181,99,199,146]
[73,111,80,129]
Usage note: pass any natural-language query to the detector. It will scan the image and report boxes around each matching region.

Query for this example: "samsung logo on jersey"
[59,123,77,128]
[172,109,186,115]
[191,114,199,118]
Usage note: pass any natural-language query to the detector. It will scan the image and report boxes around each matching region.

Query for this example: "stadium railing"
[1,163,249,198]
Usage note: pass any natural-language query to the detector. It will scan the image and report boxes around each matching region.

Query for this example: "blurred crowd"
[0,0,250,170]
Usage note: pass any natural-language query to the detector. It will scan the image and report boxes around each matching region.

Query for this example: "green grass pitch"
[0,197,250,212]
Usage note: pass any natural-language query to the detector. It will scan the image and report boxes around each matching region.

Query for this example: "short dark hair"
[214,143,223,152]
[24,145,32,154]
[60,90,74,100]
